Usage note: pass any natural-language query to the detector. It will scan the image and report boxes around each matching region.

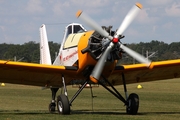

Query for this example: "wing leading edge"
[0,60,80,87]
[110,59,180,85]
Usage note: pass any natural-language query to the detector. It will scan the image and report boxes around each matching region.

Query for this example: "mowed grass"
[0,78,180,120]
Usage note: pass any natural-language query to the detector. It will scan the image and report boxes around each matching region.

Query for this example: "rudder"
[39,24,52,65]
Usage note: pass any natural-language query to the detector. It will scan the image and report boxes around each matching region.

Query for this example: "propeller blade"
[90,42,114,83]
[76,10,113,40]
[114,3,142,38]
[120,43,151,66]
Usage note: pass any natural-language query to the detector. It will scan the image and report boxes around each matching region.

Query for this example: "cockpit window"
[65,26,72,38]
[73,25,85,33]
[65,24,85,40]
[63,24,86,49]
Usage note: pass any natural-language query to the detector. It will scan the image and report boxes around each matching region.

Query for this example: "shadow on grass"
[0,109,180,116]
[72,109,180,116]
[0,110,51,115]
[139,111,180,115]
[72,109,126,115]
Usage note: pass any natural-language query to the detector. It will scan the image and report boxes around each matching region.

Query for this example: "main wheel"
[49,102,56,113]
[126,93,139,115]
[57,94,70,115]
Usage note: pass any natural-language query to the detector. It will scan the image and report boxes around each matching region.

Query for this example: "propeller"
[76,3,151,83]
[114,3,142,38]
[76,10,113,40]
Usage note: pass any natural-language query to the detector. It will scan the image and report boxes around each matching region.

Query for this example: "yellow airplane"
[0,3,180,115]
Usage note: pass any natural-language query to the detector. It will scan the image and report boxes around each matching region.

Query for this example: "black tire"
[57,94,70,115]
[49,102,56,113]
[126,93,139,115]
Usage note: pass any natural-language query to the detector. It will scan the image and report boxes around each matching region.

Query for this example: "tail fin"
[39,24,52,65]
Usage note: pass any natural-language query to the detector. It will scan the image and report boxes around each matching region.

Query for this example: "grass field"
[0,78,180,120]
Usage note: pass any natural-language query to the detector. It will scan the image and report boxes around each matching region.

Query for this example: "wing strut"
[99,74,139,115]
[100,75,127,104]
[69,80,89,105]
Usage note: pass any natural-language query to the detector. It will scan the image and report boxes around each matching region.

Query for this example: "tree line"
[0,40,180,64]
[121,40,180,64]
[0,41,60,63]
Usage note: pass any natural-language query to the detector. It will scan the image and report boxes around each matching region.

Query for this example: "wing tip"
[136,3,143,9]
[76,10,82,18]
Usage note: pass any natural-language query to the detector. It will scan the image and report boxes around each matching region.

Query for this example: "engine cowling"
[81,26,123,61]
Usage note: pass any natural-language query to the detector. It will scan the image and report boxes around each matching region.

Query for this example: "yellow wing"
[0,60,80,87]
[109,59,180,85]
[1,59,180,87]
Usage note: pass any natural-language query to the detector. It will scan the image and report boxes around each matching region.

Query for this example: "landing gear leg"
[57,75,70,114]
[49,88,59,113]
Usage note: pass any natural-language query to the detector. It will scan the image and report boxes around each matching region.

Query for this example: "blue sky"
[0,0,180,44]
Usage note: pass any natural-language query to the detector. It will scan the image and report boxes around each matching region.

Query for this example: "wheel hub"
[58,101,63,113]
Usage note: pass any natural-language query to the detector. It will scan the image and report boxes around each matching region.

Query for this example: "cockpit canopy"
[64,23,86,39]
[62,23,87,49]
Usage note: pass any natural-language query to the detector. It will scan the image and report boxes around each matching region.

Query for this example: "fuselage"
[53,23,118,82]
